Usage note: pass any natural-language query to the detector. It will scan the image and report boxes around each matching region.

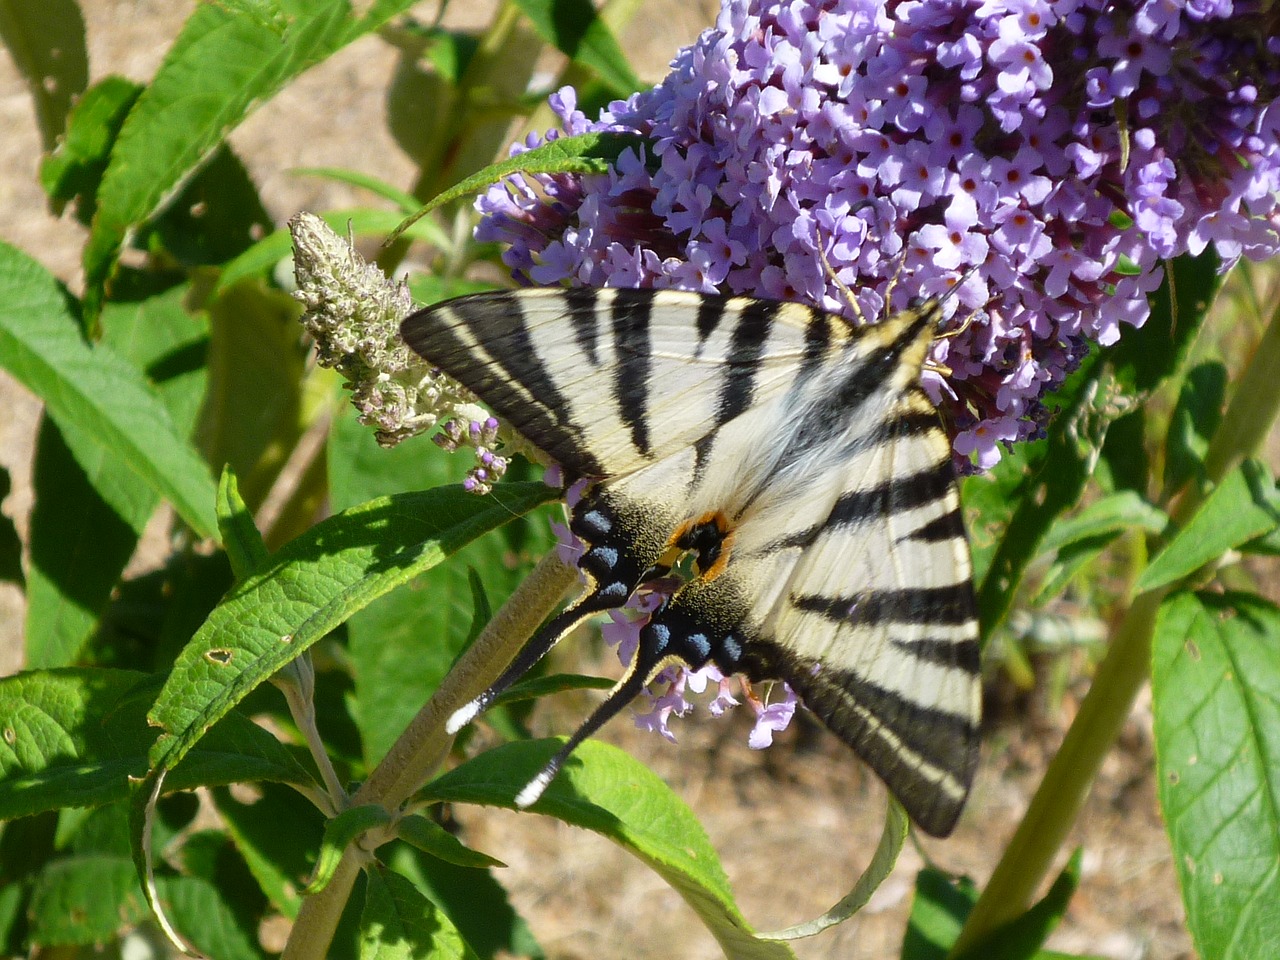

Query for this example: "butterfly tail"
[513,631,673,808]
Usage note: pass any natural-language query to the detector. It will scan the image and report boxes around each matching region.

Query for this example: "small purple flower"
[474,0,1280,751]
[748,685,799,749]
[478,4,1275,476]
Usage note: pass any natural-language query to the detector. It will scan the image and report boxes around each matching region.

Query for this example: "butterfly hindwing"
[759,385,979,837]
[400,287,981,836]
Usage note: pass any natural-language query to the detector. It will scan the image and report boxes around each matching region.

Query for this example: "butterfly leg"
[446,488,672,735]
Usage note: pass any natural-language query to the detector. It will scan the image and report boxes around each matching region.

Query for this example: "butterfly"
[400,285,980,837]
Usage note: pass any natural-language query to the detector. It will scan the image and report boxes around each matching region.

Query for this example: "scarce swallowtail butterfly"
[400,286,980,837]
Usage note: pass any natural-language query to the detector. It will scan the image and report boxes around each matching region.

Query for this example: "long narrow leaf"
[1137,460,1280,592]
[0,242,217,538]
[142,482,556,782]
[424,739,797,960]
[81,0,419,320]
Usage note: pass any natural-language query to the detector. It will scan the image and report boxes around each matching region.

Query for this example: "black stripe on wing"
[400,291,608,477]
[566,286,602,365]
[717,299,778,426]
[691,298,784,482]
[779,650,979,837]
[907,507,968,544]
[791,582,976,626]
[889,635,981,670]
[770,457,957,552]
[608,289,655,458]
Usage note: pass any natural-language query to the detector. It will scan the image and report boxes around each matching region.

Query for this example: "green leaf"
[154,872,266,960]
[25,277,208,667]
[218,467,270,578]
[217,207,451,295]
[1039,491,1168,554]
[395,814,504,870]
[1153,591,1280,960]
[292,167,423,213]
[38,76,140,222]
[901,859,1095,960]
[901,869,978,960]
[81,0,417,321]
[308,804,394,895]
[199,281,308,512]
[953,850,1082,960]
[0,880,24,954]
[361,864,476,960]
[1109,250,1221,397]
[1163,361,1226,497]
[0,668,311,822]
[146,143,273,267]
[1031,533,1116,606]
[962,437,1037,590]
[389,131,649,244]
[0,243,218,538]
[27,853,146,946]
[1137,460,1280,592]
[206,0,292,33]
[1031,491,1168,605]
[512,0,642,95]
[211,782,323,920]
[0,0,88,151]
[25,419,145,668]
[424,739,797,960]
[141,481,556,791]
[1097,409,1147,495]
[387,844,544,960]
[974,349,1106,641]
[420,27,480,84]
[103,271,211,432]
[383,15,543,183]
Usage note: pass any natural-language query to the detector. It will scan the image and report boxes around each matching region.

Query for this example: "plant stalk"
[948,586,1165,956]
[282,551,577,960]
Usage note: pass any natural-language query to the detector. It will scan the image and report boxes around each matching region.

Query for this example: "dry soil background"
[0,3,1195,958]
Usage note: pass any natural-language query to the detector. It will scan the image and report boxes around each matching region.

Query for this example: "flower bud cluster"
[289,213,516,490]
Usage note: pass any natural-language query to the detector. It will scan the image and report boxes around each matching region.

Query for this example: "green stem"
[355,551,578,809]
[949,588,1165,956]
[950,293,1280,955]
[282,552,578,960]
[1198,294,1280,501]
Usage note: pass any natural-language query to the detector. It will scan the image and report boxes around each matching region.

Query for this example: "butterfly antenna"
[815,237,868,326]
[881,254,908,321]
[934,264,985,340]
[514,642,670,808]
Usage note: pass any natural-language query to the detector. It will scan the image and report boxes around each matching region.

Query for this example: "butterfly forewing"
[400,287,847,479]
[399,287,981,836]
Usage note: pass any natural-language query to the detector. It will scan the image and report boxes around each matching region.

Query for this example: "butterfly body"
[401,286,979,836]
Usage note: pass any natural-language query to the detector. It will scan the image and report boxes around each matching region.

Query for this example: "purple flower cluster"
[478,0,1280,469]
